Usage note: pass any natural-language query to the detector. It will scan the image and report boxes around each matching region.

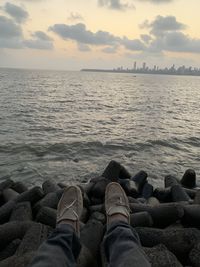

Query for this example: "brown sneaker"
[57,186,83,236]
[105,182,130,225]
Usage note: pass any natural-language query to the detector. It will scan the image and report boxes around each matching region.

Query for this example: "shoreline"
[81,68,200,77]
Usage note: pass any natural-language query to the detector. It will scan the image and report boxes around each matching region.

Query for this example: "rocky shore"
[0,160,200,267]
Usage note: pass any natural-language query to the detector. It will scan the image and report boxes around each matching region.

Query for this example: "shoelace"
[58,199,79,220]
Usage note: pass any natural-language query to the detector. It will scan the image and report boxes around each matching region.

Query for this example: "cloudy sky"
[0,0,199,70]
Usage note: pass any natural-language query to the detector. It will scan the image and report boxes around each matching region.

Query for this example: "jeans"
[28,224,81,267]
[104,221,151,267]
[28,222,151,267]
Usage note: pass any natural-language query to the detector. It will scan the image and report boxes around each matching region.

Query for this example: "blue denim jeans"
[28,222,150,267]
[28,224,81,267]
[103,221,151,267]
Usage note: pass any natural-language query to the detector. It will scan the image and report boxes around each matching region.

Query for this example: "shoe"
[105,182,130,225]
[57,185,83,236]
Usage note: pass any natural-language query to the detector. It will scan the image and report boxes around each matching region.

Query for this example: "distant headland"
[81,62,200,77]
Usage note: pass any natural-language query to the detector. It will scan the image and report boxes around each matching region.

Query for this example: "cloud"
[122,37,146,50]
[101,45,118,53]
[68,12,84,22]
[32,31,53,41]
[0,15,53,50]
[24,31,54,49]
[141,15,186,36]
[140,34,152,43]
[49,22,148,54]
[0,15,23,48]
[98,0,135,10]
[138,0,173,3]
[0,15,22,38]
[161,32,200,53]
[3,2,29,23]
[140,16,200,54]
[77,43,91,52]
[49,23,120,45]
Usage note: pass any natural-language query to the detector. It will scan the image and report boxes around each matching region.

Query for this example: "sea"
[0,68,200,187]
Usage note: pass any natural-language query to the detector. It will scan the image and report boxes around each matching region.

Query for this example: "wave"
[0,136,198,158]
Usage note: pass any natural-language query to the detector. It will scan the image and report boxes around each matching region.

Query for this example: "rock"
[42,179,60,194]
[136,227,200,261]
[128,196,139,204]
[10,202,32,221]
[90,177,110,199]
[90,212,106,224]
[0,200,18,224]
[130,212,153,227]
[0,187,42,222]
[119,179,138,198]
[57,182,68,189]
[0,187,41,223]
[33,190,63,214]
[0,192,4,207]
[0,252,35,267]
[171,184,191,202]
[90,197,103,205]
[77,245,98,267]
[137,198,147,204]
[15,223,51,256]
[89,204,104,214]
[0,239,21,261]
[17,186,44,205]
[166,222,184,229]
[184,188,196,199]
[130,203,184,228]
[189,242,200,267]
[144,244,183,267]
[119,163,132,180]
[11,182,28,193]
[182,205,200,228]
[142,183,154,199]
[79,182,95,196]
[36,207,56,228]
[153,187,172,202]
[131,170,148,192]
[2,188,19,202]
[181,169,196,189]
[165,175,179,188]
[80,219,104,258]
[0,179,14,192]
[147,197,160,206]
[80,207,89,223]
[102,160,130,181]
[194,190,200,204]
[83,193,91,208]
[0,221,33,250]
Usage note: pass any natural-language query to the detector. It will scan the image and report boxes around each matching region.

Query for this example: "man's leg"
[28,185,83,267]
[103,182,151,267]
[28,224,81,267]
[103,221,150,267]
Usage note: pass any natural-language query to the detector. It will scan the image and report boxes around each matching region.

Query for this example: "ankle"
[58,219,76,230]
[108,213,129,225]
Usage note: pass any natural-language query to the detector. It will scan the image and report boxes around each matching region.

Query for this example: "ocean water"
[0,68,200,187]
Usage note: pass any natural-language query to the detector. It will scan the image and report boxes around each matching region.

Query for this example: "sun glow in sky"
[0,0,200,70]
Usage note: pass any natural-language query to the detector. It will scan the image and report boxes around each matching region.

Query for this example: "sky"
[0,0,200,70]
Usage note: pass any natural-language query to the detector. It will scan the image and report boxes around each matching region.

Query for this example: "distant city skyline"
[82,62,200,76]
[114,62,200,76]
[0,0,200,70]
